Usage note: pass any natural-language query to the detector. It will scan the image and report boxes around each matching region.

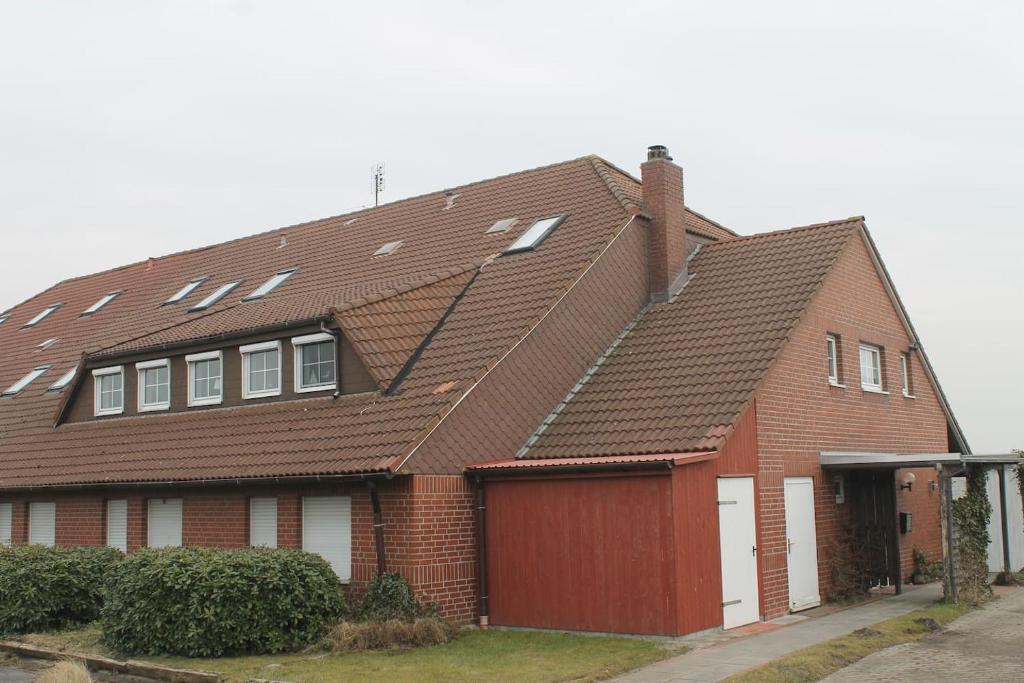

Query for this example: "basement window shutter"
[250,497,278,548]
[28,502,56,546]
[302,496,352,581]
[107,500,128,552]
[147,499,182,548]
[0,503,12,546]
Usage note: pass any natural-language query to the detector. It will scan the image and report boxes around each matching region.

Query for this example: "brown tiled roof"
[0,155,735,489]
[522,218,863,458]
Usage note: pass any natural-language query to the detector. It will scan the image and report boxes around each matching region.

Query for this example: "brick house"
[0,146,984,634]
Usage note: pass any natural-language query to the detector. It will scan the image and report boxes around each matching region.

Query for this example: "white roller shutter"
[147,498,182,548]
[0,503,12,546]
[302,496,351,581]
[250,497,278,548]
[107,500,128,552]
[28,502,56,546]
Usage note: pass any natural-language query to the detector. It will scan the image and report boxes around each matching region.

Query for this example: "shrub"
[324,617,451,652]
[359,572,434,621]
[0,545,123,636]
[101,547,346,657]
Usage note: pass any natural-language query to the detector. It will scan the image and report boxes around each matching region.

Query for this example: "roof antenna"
[372,163,386,207]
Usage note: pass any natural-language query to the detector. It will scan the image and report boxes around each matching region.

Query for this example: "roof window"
[23,304,61,327]
[373,241,402,256]
[0,315,9,325]
[82,290,122,316]
[191,281,241,311]
[487,218,519,234]
[165,277,208,305]
[48,367,76,392]
[504,214,567,254]
[37,338,58,350]
[243,269,297,301]
[3,365,50,397]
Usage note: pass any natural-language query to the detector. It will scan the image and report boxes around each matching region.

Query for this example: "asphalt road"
[0,667,34,682]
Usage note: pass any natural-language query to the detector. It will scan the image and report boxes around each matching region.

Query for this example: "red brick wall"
[752,230,949,618]
[0,474,478,625]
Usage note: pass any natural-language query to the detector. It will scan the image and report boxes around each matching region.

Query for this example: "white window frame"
[504,214,567,254]
[106,499,128,552]
[93,366,125,416]
[900,352,914,397]
[3,365,51,396]
[858,343,885,393]
[243,269,297,301]
[48,367,77,392]
[186,350,223,407]
[826,334,842,386]
[136,358,171,412]
[28,502,56,546]
[240,341,282,400]
[23,303,61,327]
[249,497,278,548]
[190,280,242,311]
[291,332,338,394]
[165,276,208,305]
[81,290,122,316]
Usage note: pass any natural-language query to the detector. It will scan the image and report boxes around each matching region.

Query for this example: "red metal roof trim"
[467,451,717,471]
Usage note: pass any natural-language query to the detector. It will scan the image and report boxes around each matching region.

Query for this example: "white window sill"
[243,389,282,400]
[189,396,223,407]
[139,403,170,413]
[903,392,916,399]
[295,383,335,394]
[95,408,124,417]
[828,380,846,388]
[861,385,889,395]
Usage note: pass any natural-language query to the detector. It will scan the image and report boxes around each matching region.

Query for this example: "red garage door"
[485,473,677,635]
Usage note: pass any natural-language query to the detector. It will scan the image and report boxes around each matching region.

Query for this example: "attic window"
[244,269,297,301]
[3,365,51,397]
[190,281,241,311]
[487,218,519,234]
[373,241,402,256]
[0,315,9,325]
[165,277,208,305]
[504,214,567,254]
[82,290,123,316]
[38,338,58,350]
[23,304,61,327]
[48,367,76,392]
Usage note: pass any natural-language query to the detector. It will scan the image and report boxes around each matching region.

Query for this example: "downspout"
[475,476,489,628]
[367,480,387,575]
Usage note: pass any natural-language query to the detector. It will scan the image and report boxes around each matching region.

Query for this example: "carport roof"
[820,451,1019,469]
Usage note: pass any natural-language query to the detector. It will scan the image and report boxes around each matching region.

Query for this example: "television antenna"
[372,163,386,206]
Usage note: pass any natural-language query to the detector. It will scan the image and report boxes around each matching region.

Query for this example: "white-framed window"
[858,343,884,392]
[147,498,182,548]
[190,280,241,311]
[48,367,77,392]
[250,497,278,548]
[833,475,846,504]
[3,365,51,397]
[826,334,840,385]
[136,359,171,412]
[302,496,352,581]
[28,502,56,546]
[82,290,122,316]
[106,499,128,552]
[166,276,208,305]
[186,351,223,406]
[241,341,282,399]
[243,269,297,301]
[504,214,568,254]
[292,333,337,393]
[93,366,125,416]
[0,502,12,546]
[900,352,913,397]
[23,303,61,328]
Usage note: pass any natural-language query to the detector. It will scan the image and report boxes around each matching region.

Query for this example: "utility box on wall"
[900,511,913,534]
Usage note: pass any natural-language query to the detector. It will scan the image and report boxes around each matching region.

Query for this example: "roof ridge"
[684,207,740,237]
[588,157,644,216]
[704,216,864,247]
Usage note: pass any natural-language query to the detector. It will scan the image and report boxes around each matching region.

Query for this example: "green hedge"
[101,547,346,657]
[0,545,124,635]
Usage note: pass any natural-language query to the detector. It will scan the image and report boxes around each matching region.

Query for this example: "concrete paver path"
[822,586,1024,682]
[614,584,941,683]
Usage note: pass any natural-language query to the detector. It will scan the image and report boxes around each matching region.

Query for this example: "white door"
[147,498,182,548]
[718,477,760,629]
[303,496,352,581]
[106,499,128,552]
[784,477,821,611]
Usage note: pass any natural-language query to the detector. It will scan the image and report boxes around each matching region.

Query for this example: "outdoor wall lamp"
[900,472,917,491]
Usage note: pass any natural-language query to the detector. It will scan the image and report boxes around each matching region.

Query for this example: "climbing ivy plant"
[951,466,992,605]
[1015,450,1023,520]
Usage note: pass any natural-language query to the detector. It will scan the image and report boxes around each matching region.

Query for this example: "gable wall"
[753,230,949,618]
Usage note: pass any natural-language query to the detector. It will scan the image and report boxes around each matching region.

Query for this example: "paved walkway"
[0,667,34,683]
[614,583,942,683]
[822,586,1024,682]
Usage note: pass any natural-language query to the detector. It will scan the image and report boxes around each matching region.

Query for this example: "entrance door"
[718,477,760,629]
[784,477,821,611]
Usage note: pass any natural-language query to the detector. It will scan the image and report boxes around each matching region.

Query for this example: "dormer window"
[187,351,223,406]
[82,291,122,316]
[137,359,171,412]
[241,341,281,399]
[93,366,125,416]
[292,333,336,393]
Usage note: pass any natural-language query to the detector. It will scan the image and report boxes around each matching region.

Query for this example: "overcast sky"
[1,1,1021,453]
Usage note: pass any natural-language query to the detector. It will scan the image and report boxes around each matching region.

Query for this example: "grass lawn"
[16,623,685,683]
[723,601,969,683]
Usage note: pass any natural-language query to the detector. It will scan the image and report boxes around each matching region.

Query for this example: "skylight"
[487,218,519,234]
[165,277,208,305]
[3,365,50,397]
[504,214,568,254]
[0,315,8,325]
[23,304,61,327]
[243,268,297,301]
[191,280,241,311]
[48,367,76,391]
[38,338,58,350]
[82,290,122,316]
[373,241,402,256]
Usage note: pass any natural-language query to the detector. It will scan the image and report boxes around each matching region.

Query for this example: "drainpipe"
[998,465,1012,578]
[475,476,489,628]
[367,480,387,575]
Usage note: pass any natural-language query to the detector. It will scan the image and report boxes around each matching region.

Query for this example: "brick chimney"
[641,145,687,302]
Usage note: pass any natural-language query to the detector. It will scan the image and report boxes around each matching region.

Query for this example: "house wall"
[0,474,477,624]
[753,231,949,618]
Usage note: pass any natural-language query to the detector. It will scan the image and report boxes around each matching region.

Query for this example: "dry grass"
[324,618,452,652]
[34,660,93,683]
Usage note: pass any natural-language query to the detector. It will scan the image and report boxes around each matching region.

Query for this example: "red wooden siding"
[671,460,724,634]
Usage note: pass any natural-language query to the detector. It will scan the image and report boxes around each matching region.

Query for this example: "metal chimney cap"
[647,145,672,161]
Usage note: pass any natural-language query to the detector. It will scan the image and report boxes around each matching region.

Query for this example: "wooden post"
[891,470,903,594]
[998,465,1012,580]
[939,469,958,603]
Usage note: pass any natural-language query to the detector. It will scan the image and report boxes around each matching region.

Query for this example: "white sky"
[1,1,1021,453]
